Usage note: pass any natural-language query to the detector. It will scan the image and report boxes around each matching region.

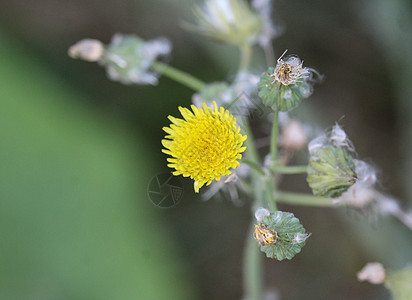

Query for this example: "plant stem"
[243,122,264,300]
[238,45,252,72]
[270,111,279,167]
[275,191,335,207]
[151,61,206,91]
[243,222,263,300]
[265,176,277,211]
[243,123,264,206]
[272,165,308,174]
[241,159,265,176]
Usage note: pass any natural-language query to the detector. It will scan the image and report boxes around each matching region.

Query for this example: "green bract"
[255,211,309,261]
[101,34,171,85]
[307,145,357,198]
[258,67,310,112]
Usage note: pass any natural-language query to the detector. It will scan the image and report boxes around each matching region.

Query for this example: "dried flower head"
[272,53,310,86]
[254,211,310,260]
[258,51,320,111]
[254,222,278,246]
[162,101,247,193]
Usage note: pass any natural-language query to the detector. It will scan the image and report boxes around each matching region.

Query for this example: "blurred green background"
[0,0,411,299]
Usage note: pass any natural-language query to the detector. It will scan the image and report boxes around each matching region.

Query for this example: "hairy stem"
[239,45,252,72]
[275,191,335,207]
[243,222,263,300]
[151,61,206,91]
[272,165,308,174]
[270,111,279,167]
[243,122,264,300]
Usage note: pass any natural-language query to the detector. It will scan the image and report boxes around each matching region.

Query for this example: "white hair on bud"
[308,134,327,155]
[330,123,355,151]
[354,160,377,188]
[292,232,311,244]
[255,207,270,222]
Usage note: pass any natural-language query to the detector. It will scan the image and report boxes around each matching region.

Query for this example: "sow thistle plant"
[69,0,412,298]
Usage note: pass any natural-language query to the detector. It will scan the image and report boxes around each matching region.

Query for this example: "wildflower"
[187,0,263,47]
[258,51,320,111]
[162,101,247,193]
[253,210,309,260]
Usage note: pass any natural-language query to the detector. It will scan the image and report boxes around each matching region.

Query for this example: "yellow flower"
[162,101,247,193]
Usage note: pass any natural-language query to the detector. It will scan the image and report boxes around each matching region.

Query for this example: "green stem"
[242,122,264,300]
[265,176,277,211]
[243,122,264,206]
[266,110,280,211]
[243,222,263,300]
[151,61,206,91]
[270,111,279,167]
[272,165,308,174]
[275,191,335,207]
[241,159,265,176]
[238,45,252,72]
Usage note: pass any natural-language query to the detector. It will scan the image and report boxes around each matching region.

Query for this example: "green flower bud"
[258,53,317,112]
[307,145,357,198]
[187,0,263,47]
[101,34,171,85]
[254,210,310,260]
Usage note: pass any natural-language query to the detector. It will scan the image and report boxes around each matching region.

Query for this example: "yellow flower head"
[162,101,247,193]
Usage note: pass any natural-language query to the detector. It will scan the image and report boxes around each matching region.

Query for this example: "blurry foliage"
[0,31,195,299]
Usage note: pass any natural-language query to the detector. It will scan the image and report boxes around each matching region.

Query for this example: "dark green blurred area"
[0,0,412,299]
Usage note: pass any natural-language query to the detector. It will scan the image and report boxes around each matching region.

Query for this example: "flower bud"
[307,145,357,198]
[258,52,318,111]
[188,0,263,47]
[101,34,171,85]
[253,211,309,260]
